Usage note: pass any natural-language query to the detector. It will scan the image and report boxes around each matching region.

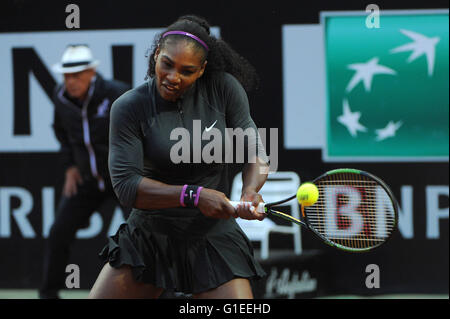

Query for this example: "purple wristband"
[194,186,203,207]
[180,184,188,207]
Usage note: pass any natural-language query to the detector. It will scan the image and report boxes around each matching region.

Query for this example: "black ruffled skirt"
[99,209,266,294]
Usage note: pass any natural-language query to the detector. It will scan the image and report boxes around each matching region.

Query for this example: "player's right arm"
[108,90,235,219]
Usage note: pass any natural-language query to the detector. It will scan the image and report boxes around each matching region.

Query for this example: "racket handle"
[229,201,266,214]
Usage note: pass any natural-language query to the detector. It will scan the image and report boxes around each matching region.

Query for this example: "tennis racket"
[230,168,398,252]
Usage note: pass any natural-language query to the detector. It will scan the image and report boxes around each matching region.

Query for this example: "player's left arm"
[241,158,268,202]
[235,159,267,220]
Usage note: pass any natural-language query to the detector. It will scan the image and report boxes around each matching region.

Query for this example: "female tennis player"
[88,15,269,299]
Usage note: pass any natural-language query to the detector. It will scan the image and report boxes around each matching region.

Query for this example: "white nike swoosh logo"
[189,190,193,199]
[204,120,217,132]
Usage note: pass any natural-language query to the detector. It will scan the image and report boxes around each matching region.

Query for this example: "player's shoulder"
[207,71,239,87]
[111,82,149,117]
[201,72,244,97]
[215,72,245,94]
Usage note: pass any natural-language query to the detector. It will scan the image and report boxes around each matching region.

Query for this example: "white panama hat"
[52,45,100,74]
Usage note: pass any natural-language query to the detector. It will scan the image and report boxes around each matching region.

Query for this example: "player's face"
[154,40,207,102]
[63,69,96,101]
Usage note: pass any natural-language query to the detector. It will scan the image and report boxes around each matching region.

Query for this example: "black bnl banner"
[0,0,448,296]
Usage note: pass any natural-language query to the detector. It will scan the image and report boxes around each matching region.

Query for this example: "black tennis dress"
[99,72,267,294]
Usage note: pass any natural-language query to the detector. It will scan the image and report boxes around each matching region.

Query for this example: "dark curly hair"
[147,15,260,93]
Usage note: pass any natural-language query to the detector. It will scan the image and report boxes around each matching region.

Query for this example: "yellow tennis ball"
[296,183,319,206]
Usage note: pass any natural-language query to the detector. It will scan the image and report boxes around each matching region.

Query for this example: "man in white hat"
[39,45,130,299]
[51,44,101,102]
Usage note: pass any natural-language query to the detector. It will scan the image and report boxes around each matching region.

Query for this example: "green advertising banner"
[323,10,449,162]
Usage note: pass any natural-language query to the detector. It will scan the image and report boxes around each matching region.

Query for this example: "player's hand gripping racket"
[230,168,398,252]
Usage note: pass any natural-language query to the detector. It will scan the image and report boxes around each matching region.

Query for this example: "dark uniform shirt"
[109,72,267,214]
[102,72,268,292]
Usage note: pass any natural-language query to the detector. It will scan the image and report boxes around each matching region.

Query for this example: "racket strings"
[305,172,396,250]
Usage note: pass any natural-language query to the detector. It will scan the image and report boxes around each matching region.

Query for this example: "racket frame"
[263,168,399,252]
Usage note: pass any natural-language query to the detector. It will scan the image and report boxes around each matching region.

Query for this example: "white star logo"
[337,99,368,137]
[375,121,403,142]
[390,29,440,77]
[346,57,397,93]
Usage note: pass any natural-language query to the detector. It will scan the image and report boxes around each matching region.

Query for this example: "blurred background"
[0,0,448,299]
